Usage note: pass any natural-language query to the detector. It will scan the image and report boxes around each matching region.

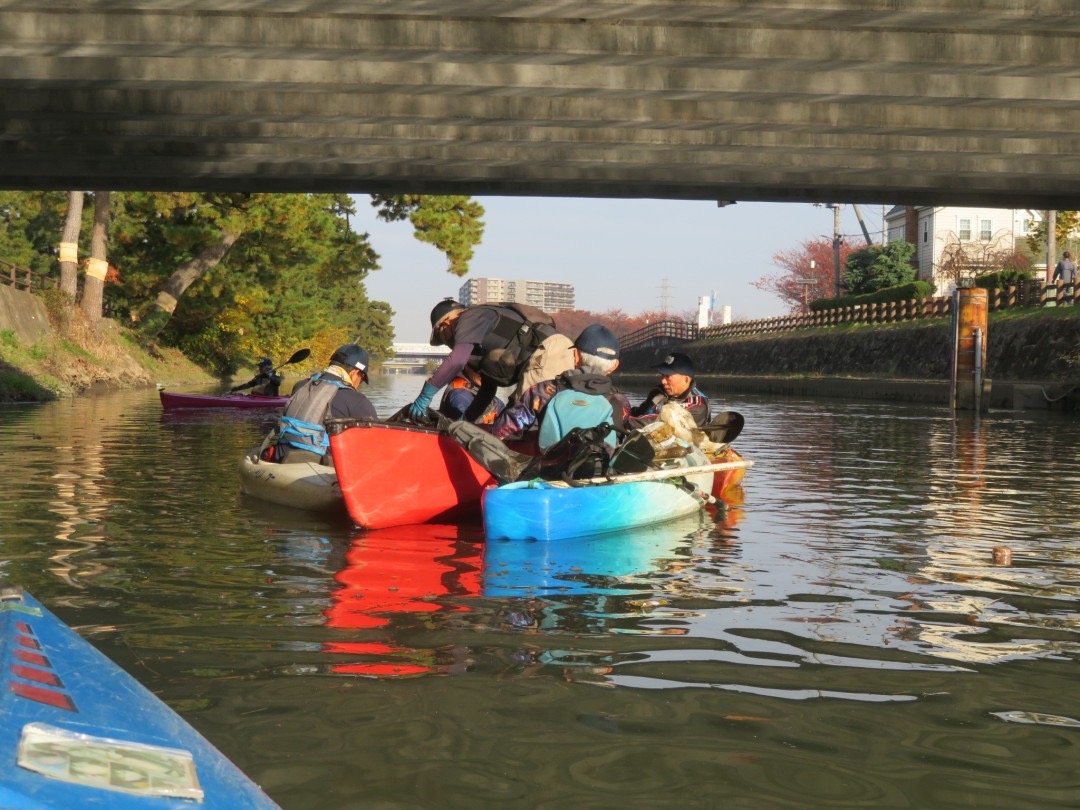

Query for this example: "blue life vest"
[275,373,350,461]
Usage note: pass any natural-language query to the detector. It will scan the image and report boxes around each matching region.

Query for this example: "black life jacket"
[469,303,556,386]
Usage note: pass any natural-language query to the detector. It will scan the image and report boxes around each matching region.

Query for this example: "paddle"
[703,410,744,444]
[273,347,311,373]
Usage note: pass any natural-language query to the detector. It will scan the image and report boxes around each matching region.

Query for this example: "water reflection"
[3,384,1080,809]
[324,523,483,678]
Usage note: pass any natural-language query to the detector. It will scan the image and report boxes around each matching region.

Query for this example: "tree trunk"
[58,191,83,301]
[139,228,240,341]
[80,191,109,323]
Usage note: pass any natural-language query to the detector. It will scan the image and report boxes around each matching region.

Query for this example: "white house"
[884,206,1040,295]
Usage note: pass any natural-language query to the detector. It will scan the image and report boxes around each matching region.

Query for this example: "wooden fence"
[0,259,57,292]
[620,279,1075,349]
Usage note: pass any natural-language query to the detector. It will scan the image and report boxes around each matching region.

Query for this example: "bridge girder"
[2,1,1079,208]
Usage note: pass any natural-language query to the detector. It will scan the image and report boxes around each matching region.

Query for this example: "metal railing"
[0,259,57,292]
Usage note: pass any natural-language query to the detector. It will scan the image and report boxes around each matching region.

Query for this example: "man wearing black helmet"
[230,358,284,396]
[272,344,377,465]
[630,351,711,427]
[408,297,555,422]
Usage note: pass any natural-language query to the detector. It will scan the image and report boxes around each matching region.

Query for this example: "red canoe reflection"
[324,523,484,677]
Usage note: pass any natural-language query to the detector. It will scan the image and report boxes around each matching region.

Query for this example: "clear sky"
[351,196,887,344]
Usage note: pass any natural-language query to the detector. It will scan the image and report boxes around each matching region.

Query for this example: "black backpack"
[479,302,557,386]
[519,423,616,483]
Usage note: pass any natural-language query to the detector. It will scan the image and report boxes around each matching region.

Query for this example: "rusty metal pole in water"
[952,286,989,411]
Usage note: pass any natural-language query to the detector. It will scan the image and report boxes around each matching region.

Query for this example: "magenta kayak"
[159,390,288,410]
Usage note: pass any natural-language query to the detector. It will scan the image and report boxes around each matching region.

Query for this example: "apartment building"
[458,277,575,312]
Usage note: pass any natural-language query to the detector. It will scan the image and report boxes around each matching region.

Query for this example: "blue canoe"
[482,456,754,542]
[0,584,278,809]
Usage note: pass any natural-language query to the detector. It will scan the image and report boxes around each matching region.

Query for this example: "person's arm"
[230,376,256,393]
[409,343,475,419]
[490,387,541,440]
[686,393,710,426]
[630,388,664,417]
[462,377,498,423]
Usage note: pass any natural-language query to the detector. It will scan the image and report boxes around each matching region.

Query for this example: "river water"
[1,375,1078,809]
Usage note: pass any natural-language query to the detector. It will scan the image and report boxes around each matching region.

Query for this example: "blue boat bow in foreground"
[0,584,278,809]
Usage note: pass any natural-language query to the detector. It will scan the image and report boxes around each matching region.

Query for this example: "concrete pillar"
[953,287,989,411]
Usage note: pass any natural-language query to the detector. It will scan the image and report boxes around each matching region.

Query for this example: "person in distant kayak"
[630,352,710,427]
[230,358,284,396]
[271,344,377,465]
[438,365,505,424]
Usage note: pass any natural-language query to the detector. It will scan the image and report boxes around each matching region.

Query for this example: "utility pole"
[831,204,843,297]
[659,278,671,315]
[1047,210,1057,282]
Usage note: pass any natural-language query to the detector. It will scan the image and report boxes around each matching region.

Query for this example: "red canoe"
[328,419,499,529]
[159,390,289,410]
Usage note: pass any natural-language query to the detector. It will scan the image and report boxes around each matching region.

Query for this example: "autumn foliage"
[552,308,678,339]
[753,238,857,313]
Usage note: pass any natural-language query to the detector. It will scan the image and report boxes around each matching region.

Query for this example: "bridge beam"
[2,2,1079,206]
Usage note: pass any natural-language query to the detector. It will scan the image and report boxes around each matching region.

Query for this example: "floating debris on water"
[991,711,1080,728]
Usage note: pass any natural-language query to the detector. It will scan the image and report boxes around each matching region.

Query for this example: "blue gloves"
[409,382,439,420]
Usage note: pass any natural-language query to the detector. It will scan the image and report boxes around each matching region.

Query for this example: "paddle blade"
[285,348,311,365]
[704,411,744,443]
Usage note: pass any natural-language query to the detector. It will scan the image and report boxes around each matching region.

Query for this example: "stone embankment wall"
[619,312,1080,408]
[0,284,51,344]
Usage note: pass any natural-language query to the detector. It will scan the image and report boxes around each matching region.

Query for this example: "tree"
[0,190,475,373]
[0,191,68,282]
[58,192,83,300]
[937,230,1032,289]
[552,308,674,339]
[371,195,485,276]
[107,192,391,371]
[842,241,917,295]
[80,191,110,324]
[1025,210,1080,258]
[754,238,856,312]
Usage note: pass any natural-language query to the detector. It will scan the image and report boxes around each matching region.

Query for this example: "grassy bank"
[0,314,214,403]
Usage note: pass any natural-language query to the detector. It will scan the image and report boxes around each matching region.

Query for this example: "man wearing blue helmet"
[272,344,377,465]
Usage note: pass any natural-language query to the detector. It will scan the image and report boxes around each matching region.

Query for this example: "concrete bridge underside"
[3,1,1079,208]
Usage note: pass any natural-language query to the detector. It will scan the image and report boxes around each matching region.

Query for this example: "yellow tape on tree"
[85,257,108,280]
[58,242,78,264]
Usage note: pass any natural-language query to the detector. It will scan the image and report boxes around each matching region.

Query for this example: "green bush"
[974,269,1036,290]
[810,281,936,312]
